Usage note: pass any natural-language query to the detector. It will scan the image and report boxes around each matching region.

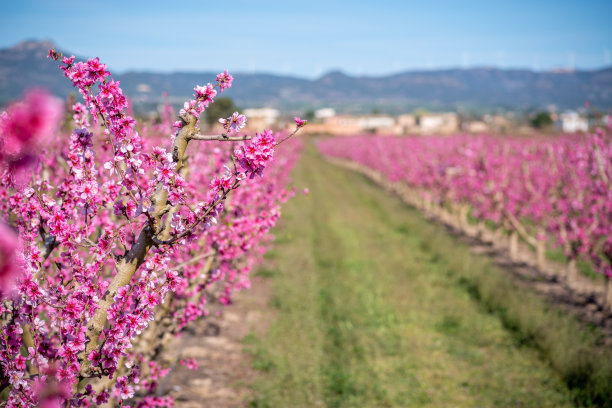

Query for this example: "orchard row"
[319,131,612,288]
[0,51,303,408]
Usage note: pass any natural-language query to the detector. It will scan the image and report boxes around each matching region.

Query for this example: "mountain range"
[1,40,611,114]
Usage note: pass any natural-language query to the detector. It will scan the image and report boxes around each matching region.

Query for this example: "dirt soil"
[160,276,275,408]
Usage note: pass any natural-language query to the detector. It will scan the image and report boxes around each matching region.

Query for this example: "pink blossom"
[219,112,247,133]
[180,358,198,371]
[0,89,61,160]
[87,57,110,83]
[216,69,234,91]
[0,223,20,293]
[234,130,276,177]
[193,83,217,106]
[294,117,307,128]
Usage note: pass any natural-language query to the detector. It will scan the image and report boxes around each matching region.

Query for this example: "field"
[2,51,612,408]
[242,143,612,408]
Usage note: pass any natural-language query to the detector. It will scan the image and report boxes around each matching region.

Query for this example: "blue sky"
[1,0,611,78]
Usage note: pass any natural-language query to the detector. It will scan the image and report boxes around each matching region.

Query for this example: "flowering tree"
[0,51,304,407]
[318,131,612,306]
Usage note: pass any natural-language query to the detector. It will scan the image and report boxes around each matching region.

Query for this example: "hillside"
[1,40,611,113]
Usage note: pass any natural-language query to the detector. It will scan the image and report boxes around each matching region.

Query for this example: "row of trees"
[318,130,612,306]
[0,51,304,407]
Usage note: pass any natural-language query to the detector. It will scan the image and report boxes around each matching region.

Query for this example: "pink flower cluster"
[0,223,19,292]
[294,117,307,128]
[0,89,62,180]
[219,112,247,133]
[215,69,233,91]
[179,358,198,371]
[175,69,233,126]
[234,130,276,178]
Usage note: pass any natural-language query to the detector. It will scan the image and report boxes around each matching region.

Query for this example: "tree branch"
[189,133,251,141]
[151,179,239,246]
[81,112,199,375]
[174,251,215,270]
[504,210,539,248]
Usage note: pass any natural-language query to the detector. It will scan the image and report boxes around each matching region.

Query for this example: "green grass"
[244,143,612,407]
[253,267,277,278]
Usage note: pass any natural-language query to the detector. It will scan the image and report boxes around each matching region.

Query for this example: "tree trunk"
[536,238,546,271]
[493,227,504,250]
[476,221,486,241]
[605,276,612,313]
[459,205,470,233]
[566,258,578,288]
[509,230,519,261]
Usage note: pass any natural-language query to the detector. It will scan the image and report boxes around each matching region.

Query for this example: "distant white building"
[416,113,459,134]
[358,115,395,131]
[305,114,396,135]
[396,114,416,134]
[315,108,336,119]
[136,83,152,93]
[243,108,280,131]
[556,111,588,133]
[243,108,279,126]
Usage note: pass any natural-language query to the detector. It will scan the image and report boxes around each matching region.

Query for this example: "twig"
[189,133,251,141]
[275,127,302,146]
[174,251,216,270]
[152,179,239,246]
[504,210,539,248]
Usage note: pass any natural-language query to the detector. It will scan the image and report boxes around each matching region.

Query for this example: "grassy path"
[244,144,575,407]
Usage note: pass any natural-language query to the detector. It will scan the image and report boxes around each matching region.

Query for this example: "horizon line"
[4,39,612,80]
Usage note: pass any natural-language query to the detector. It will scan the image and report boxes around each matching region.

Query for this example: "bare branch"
[275,127,302,146]
[189,133,251,142]
[594,145,611,189]
[173,251,215,270]
[504,210,539,248]
[152,179,239,246]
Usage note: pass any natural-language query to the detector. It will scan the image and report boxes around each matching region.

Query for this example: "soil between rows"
[161,276,275,408]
